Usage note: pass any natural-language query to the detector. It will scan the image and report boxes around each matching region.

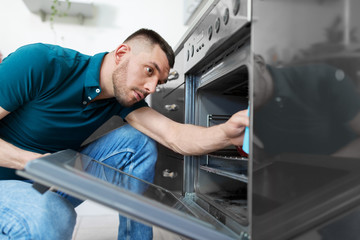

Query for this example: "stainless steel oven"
[182,0,251,236]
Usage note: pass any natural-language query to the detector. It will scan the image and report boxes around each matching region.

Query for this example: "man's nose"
[144,77,158,94]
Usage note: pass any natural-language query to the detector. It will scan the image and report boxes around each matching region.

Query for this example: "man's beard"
[112,59,134,107]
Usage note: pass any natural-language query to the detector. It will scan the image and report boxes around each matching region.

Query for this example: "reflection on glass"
[68,153,194,215]
[253,54,360,160]
[252,0,360,239]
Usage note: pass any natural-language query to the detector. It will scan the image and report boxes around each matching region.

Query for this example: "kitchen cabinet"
[150,48,185,192]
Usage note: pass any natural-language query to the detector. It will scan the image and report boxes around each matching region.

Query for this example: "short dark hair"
[124,28,175,68]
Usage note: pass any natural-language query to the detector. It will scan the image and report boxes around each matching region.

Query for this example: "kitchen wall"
[0,0,189,58]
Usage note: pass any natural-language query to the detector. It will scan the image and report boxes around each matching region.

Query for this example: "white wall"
[0,0,189,58]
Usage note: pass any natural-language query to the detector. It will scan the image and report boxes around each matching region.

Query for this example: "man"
[0,29,248,239]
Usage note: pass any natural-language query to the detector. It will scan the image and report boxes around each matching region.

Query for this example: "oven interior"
[186,41,250,235]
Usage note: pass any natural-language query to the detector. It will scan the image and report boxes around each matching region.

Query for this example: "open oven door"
[17,149,246,240]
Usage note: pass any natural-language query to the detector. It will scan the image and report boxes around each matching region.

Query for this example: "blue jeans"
[0,124,157,240]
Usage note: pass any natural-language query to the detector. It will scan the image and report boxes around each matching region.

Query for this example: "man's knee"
[0,180,77,240]
[112,124,157,151]
[82,124,157,159]
[81,124,158,186]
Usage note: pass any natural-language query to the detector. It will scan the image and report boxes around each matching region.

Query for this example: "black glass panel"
[66,153,187,211]
[252,0,360,239]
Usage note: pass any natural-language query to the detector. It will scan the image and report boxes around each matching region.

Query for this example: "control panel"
[184,0,251,73]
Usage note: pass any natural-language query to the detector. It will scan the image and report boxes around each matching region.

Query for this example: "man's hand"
[220,109,249,147]
[15,151,48,170]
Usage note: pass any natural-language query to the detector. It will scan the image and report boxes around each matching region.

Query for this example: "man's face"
[112,44,170,107]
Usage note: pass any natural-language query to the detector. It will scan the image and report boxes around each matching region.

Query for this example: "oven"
[182,0,251,237]
[181,0,360,239]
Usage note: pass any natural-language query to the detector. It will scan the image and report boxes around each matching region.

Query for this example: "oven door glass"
[17,149,241,240]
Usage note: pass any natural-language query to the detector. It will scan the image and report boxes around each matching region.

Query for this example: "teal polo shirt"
[0,43,147,179]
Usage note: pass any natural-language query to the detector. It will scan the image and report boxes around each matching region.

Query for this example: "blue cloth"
[0,124,157,240]
[0,43,148,179]
[242,105,250,154]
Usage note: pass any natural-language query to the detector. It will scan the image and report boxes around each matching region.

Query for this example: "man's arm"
[125,107,249,156]
[0,107,44,169]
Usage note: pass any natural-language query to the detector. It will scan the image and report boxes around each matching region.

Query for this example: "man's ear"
[114,44,130,64]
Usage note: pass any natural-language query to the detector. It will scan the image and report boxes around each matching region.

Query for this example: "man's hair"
[124,28,175,68]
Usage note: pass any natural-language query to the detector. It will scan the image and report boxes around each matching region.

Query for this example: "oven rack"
[208,151,248,161]
[195,192,249,228]
[202,150,248,182]
[200,164,248,183]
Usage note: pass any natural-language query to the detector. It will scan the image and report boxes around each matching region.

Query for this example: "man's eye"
[146,67,153,75]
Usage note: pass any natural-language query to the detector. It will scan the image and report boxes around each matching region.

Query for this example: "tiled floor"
[72,200,184,240]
